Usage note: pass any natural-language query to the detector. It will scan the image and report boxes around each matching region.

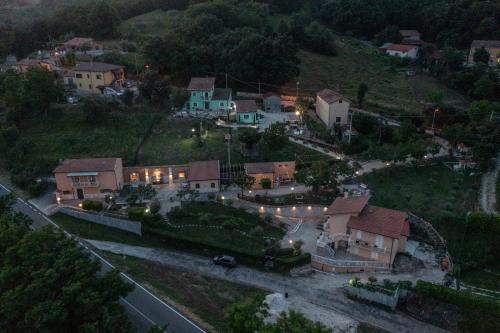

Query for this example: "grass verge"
[103,252,266,333]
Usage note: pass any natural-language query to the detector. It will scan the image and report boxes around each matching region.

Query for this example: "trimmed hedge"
[274,253,311,271]
[415,280,500,317]
[128,207,146,221]
[82,200,103,212]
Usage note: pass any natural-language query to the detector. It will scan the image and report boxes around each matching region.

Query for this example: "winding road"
[0,183,205,333]
[479,153,500,213]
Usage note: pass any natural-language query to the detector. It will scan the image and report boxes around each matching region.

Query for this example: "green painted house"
[186,77,233,113]
[235,100,259,124]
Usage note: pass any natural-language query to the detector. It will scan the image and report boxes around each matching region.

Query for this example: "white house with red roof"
[315,89,350,128]
[383,43,419,59]
[314,195,410,273]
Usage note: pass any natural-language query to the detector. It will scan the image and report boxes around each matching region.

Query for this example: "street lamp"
[431,108,439,134]
[289,239,293,245]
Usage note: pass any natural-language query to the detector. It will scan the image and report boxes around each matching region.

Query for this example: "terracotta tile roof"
[471,40,500,48]
[385,44,418,52]
[399,30,420,37]
[74,62,123,72]
[325,196,369,215]
[245,162,275,174]
[212,88,232,100]
[188,160,220,181]
[54,158,120,173]
[348,205,409,239]
[187,77,216,90]
[317,89,350,104]
[235,100,258,113]
[63,37,94,47]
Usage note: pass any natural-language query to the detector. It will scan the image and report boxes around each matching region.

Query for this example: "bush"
[275,253,311,271]
[128,207,146,221]
[222,219,239,230]
[274,247,294,257]
[249,226,264,237]
[207,193,215,201]
[149,199,161,215]
[143,213,162,227]
[82,200,103,212]
[27,181,48,197]
[368,276,378,284]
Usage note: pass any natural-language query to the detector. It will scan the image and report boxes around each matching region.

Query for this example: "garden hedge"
[82,200,103,212]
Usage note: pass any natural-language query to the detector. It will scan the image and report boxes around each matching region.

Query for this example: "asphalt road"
[0,184,205,333]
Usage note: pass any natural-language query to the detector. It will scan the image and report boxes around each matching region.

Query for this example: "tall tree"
[357,83,368,108]
[233,173,255,196]
[22,67,62,117]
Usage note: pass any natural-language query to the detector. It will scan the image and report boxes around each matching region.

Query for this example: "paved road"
[0,184,205,333]
[480,153,500,213]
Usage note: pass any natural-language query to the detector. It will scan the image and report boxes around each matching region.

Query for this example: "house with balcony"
[186,77,233,114]
[244,161,295,189]
[313,195,410,273]
[122,165,188,187]
[63,62,125,94]
[54,158,124,201]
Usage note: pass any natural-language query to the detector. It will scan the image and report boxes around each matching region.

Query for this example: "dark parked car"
[213,255,237,268]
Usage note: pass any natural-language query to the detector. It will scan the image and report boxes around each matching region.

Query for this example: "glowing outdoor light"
[323,207,328,211]
[291,187,295,191]
[192,128,195,132]
[307,206,312,210]
[221,196,225,200]
[78,203,83,208]
[292,206,296,210]
[145,208,150,213]
[289,239,293,244]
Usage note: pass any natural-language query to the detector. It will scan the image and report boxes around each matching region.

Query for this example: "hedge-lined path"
[89,240,448,333]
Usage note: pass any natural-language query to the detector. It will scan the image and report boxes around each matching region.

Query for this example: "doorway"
[76,189,84,199]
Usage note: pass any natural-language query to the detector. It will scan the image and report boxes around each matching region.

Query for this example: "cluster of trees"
[278,0,499,48]
[143,0,300,85]
[0,194,134,332]
[0,0,192,58]
[238,123,288,159]
[226,293,331,333]
[0,68,63,194]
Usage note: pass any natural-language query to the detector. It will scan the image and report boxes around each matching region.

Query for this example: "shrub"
[222,219,239,230]
[274,247,294,257]
[149,199,161,215]
[128,207,146,221]
[143,213,162,227]
[264,214,273,224]
[198,213,212,225]
[260,178,272,189]
[82,200,103,212]
[293,240,304,255]
[207,193,215,201]
[249,226,264,237]
[275,253,311,271]
[368,276,378,284]
[27,181,48,197]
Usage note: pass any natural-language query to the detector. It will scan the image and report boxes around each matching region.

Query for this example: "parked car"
[213,255,237,268]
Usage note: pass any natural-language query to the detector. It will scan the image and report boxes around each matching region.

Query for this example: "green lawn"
[13,107,156,168]
[152,201,285,256]
[461,266,500,292]
[285,40,468,116]
[360,165,480,223]
[104,252,266,333]
[51,212,163,247]
[118,9,183,38]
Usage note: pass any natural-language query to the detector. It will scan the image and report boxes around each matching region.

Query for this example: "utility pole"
[225,132,232,167]
[296,81,300,99]
[258,80,261,96]
[225,72,228,89]
[348,111,354,144]
[377,118,383,144]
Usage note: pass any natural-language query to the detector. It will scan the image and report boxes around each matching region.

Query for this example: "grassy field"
[118,9,182,38]
[461,266,500,292]
[360,165,480,223]
[104,252,266,332]
[5,107,328,177]
[14,107,156,167]
[153,201,285,256]
[51,212,163,246]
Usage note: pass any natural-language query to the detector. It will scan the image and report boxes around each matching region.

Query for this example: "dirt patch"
[393,254,425,273]
[400,293,462,332]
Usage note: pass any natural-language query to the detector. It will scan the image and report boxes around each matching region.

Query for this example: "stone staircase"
[407,213,449,266]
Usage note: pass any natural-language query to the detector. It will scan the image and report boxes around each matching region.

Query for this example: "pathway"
[88,240,449,333]
[480,153,500,213]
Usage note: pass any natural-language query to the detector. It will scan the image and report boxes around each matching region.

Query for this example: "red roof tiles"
[53,158,120,173]
[235,100,258,113]
[347,205,409,239]
[188,160,220,181]
[317,89,350,104]
[325,196,369,215]
[385,44,418,52]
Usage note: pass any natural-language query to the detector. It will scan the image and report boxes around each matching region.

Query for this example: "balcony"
[71,180,99,188]
[349,240,387,253]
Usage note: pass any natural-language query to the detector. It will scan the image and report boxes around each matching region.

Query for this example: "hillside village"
[0,1,499,333]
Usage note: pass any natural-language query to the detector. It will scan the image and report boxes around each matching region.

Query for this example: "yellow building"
[64,62,124,94]
[468,40,500,67]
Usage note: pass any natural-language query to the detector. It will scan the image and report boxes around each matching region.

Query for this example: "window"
[371,252,379,259]
[211,182,215,188]
[78,83,82,87]
[339,100,342,103]
[100,189,112,193]
[130,173,139,182]
[73,177,79,183]
[220,102,224,107]
[192,92,196,97]
[244,115,249,119]
[193,102,198,107]
[195,183,200,189]
[96,74,102,80]
[356,230,363,239]
[62,190,71,195]
[89,84,92,89]
[86,74,90,78]
[76,73,83,78]
[336,117,341,123]
[178,171,186,178]
[89,176,96,183]
[375,235,384,248]
[204,92,208,98]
